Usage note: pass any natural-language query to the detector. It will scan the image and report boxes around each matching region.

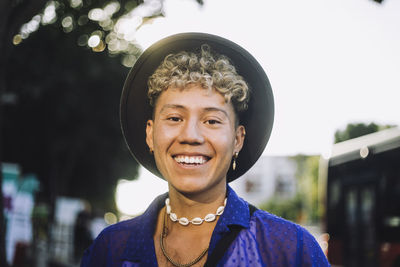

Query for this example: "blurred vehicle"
[320,127,400,267]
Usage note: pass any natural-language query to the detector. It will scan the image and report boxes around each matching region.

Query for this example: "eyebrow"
[159,104,185,114]
[159,104,229,117]
[203,107,229,118]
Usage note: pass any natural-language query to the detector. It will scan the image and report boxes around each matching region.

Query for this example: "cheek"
[210,130,236,153]
[152,124,177,147]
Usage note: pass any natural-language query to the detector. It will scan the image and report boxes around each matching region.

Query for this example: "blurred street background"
[1,0,399,266]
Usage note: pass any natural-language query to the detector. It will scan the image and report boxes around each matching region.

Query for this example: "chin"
[169,176,226,196]
[171,180,208,195]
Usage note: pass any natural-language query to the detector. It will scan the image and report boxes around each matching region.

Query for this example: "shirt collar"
[216,185,250,230]
[121,185,250,263]
[207,185,250,253]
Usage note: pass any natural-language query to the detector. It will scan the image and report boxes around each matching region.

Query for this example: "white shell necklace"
[165,197,227,226]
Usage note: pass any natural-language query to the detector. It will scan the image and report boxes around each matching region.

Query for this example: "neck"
[167,184,227,220]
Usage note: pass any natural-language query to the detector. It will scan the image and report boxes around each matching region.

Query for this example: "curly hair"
[147,44,250,117]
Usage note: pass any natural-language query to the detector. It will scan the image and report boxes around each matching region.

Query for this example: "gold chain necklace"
[160,208,209,267]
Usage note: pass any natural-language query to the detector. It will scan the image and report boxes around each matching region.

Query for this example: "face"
[146,85,245,196]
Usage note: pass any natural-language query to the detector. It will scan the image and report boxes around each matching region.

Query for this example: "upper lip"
[172,152,211,158]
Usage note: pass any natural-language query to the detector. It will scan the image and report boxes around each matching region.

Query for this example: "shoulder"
[80,216,145,267]
[90,215,144,246]
[239,209,330,266]
[100,216,143,236]
[250,209,319,245]
[80,193,166,267]
[250,209,310,239]
[244,209,304,247]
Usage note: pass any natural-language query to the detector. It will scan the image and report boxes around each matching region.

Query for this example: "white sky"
[117,0,400,215]
[134,0,400,156]
[116,167,168,215]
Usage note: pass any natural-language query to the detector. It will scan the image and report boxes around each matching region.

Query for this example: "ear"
[146,120,154,152]
[234,125,246,154]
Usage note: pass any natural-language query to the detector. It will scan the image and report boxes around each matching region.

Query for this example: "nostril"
[179,140,203,145]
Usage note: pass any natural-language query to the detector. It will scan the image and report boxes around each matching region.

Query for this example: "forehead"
[154,85,233,114]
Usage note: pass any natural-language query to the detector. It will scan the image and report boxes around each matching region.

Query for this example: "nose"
[177,118,204,145]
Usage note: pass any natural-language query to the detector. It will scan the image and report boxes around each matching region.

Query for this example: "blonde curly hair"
[147,44,250,117]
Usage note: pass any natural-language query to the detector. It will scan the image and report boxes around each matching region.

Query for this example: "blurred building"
[2,163,107,266]
[322,127,400,266]
[231,156,298,206]
[2,163,40,265]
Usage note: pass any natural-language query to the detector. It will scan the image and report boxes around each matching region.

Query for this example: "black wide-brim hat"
[120,32,274,182]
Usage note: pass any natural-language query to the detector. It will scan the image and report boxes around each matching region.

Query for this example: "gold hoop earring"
[232,152,238,171]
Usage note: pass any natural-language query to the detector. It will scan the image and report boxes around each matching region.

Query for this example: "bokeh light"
[92,40,106,52]
[19,15,42,40]
[77,15,89,26]
[104,212,117,225]
[62,16,73,28]
[88,35,101,47]
[69,0,83,9]
[121,54,136,67]
[77,35,88,46]
[15,0,164,54]
[88,8,105,21]
[360,146,369,158]
[42,1,57,25]
[62,16,74,32]
[12,35,22,45]
[104,2,120,16]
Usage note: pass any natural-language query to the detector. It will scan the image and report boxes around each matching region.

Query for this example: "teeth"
[174,155,208,164]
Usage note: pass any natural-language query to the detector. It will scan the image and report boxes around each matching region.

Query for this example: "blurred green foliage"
[259,155,321,224]
[334,122,395,143]
[4,25,139,212]
[12,0,203,66]
[260,192,303,222]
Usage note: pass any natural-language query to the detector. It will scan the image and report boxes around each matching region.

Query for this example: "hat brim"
[120,32,274,182]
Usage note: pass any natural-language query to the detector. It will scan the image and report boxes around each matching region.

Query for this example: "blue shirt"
[81,186,330,266]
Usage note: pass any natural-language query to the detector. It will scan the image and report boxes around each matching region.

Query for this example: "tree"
[293,155,321,223]
[11,0,201,63]
[1,1,203,265]
[4,25,140,210]
[334,122,395,143]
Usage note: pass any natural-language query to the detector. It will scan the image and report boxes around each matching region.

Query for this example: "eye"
[167,116,182,122]
[205,119,220,125]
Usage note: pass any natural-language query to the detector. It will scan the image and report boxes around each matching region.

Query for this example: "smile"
[173,155,210,165]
